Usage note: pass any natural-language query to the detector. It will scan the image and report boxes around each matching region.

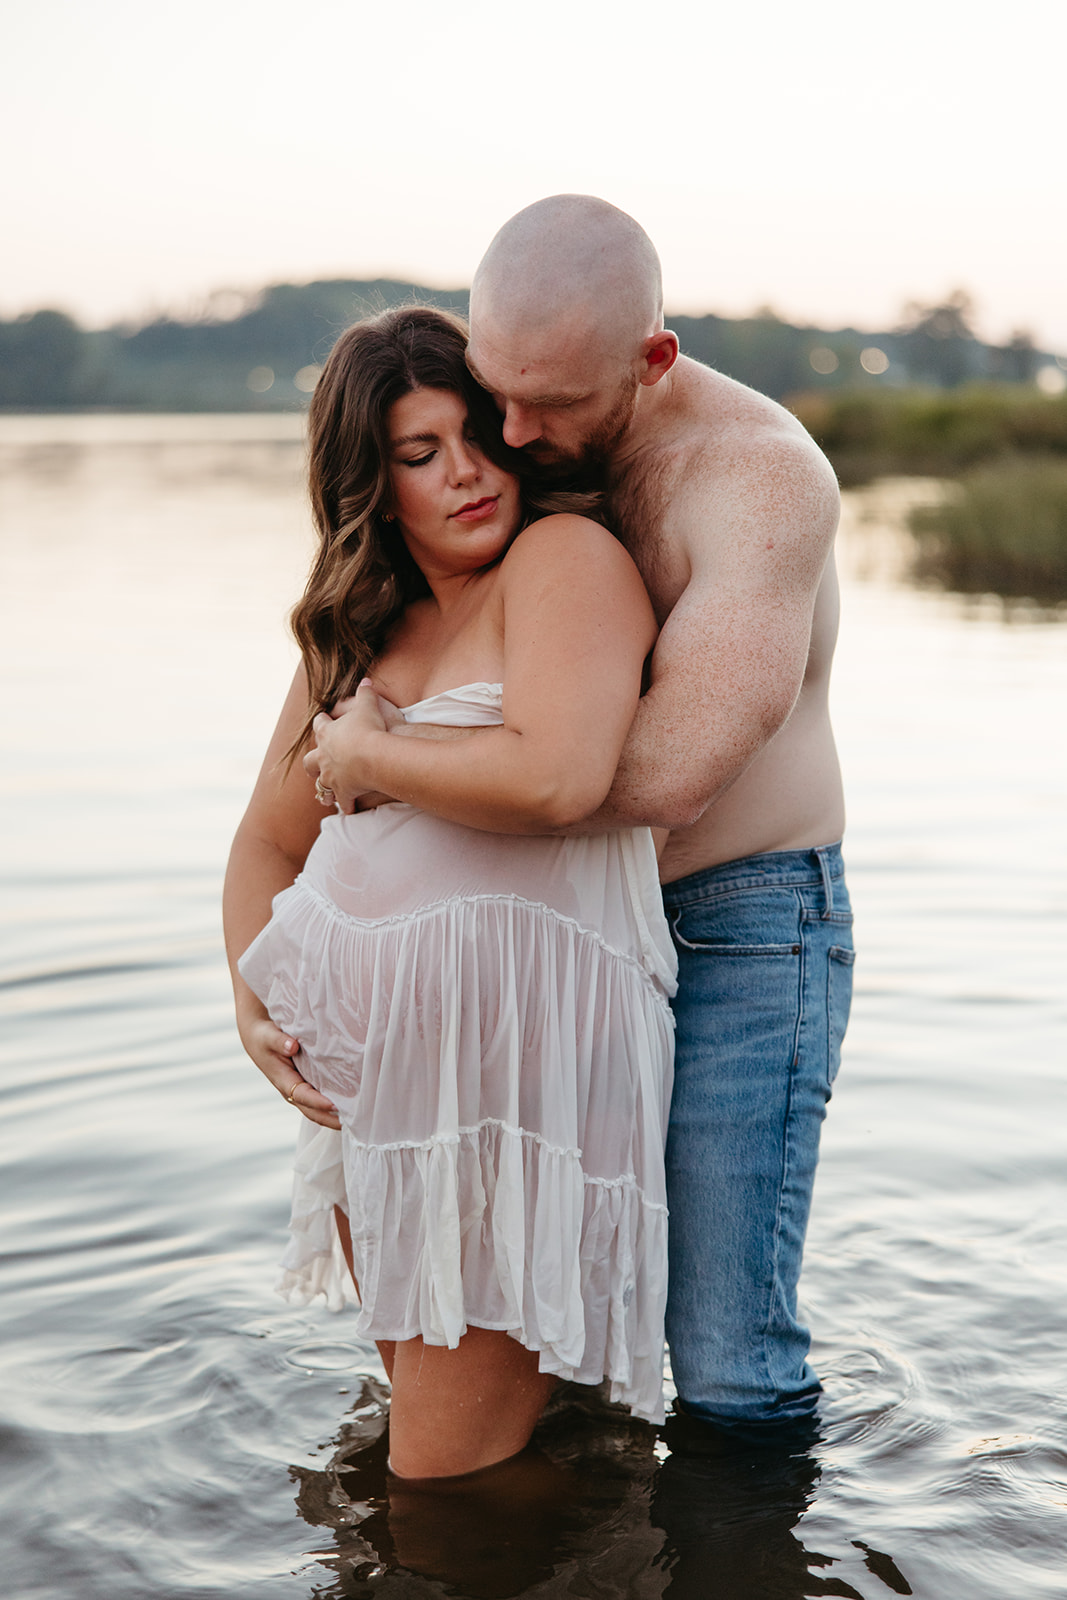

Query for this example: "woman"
[223,307,675,1481]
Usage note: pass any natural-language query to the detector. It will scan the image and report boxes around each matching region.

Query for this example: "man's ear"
[639,330,680,387]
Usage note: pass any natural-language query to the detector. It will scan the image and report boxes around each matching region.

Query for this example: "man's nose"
[501,404,541,450]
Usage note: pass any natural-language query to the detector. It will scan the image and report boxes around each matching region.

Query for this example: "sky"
[3,0,1065,350]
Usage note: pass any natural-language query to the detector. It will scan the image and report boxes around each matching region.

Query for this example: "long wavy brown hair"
[289,305,601,757]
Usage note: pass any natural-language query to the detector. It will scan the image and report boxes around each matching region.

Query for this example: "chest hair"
[607,451,690,620]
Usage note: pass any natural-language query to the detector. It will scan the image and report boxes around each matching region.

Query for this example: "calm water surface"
[2,417,1065,1599]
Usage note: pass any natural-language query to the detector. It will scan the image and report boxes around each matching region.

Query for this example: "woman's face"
[385,387,521,579]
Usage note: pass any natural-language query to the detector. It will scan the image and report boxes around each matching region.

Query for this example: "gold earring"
[382,512,395,523]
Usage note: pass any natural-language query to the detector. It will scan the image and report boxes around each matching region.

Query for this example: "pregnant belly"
[305,806,592,924]
[293,807,675,1000]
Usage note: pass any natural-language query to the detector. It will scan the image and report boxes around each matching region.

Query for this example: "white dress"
[238,682,676,1422]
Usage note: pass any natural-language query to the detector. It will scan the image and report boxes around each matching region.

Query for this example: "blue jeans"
[661,843,854,1428]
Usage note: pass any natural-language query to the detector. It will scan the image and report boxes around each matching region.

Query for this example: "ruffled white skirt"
[238,684,676,1422]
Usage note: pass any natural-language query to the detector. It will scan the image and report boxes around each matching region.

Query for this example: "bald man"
[313,197,854,1445]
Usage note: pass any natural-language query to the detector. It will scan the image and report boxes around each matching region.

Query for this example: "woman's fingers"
[302,685,400,816]
[243,1017,341,1130]
[282,1075,342,1131]
[306,701,366,814]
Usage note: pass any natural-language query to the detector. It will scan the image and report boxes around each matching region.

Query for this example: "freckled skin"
[592,352,845,881]
[453,190,844,875]
[311,198,845,877]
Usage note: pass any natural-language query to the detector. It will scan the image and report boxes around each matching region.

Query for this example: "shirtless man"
[310,196,854,1444]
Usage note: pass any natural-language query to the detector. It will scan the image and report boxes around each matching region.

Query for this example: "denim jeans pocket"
[827,944,855,1087]
[669,891,802,957]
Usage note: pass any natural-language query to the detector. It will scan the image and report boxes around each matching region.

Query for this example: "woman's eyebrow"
[391,431,439,449]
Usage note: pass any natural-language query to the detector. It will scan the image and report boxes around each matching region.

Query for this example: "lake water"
[2,416,1065,1600]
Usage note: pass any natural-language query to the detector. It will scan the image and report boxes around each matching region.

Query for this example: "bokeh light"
[1036,365,1067,395]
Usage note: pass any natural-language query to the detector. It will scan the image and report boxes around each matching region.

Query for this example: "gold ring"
[315,779,335,806]
[286,1084,299,1104]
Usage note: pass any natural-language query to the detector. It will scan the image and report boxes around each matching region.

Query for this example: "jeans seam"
[826,943,855,1087]
[662,849,845,904]
[761,887,805,1402]
[664,876,844,909]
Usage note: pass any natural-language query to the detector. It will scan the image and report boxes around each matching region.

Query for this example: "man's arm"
[593,430,840,831]
[312,435,839,836]
[308,516,656,832]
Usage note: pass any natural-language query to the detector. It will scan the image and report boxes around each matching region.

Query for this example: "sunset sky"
[4,0,1064,349]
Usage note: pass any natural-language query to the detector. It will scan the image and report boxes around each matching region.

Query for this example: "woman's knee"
[387,1328,555,1479]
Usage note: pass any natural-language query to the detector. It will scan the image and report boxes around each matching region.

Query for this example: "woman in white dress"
[223,307,675,1481]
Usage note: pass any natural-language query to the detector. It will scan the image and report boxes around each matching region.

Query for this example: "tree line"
[0,280,1060,412]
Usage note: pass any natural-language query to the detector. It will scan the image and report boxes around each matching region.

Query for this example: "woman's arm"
[307,516,657,834]
[222,666,341,1128]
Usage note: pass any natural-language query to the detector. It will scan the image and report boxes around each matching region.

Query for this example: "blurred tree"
[0,310,87,406]
[895,291,984,386]
[0,282,1060,411]
[900,289,977,341]
[990,330,1039,384]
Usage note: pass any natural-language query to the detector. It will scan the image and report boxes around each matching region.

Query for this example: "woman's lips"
[452,496,499,522]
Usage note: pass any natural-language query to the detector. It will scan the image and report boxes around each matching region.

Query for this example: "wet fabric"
[239,682,676,1422]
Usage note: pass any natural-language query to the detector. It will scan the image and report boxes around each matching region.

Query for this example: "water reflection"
[289,1380,916,1600]
[838,477,1067,621]
[654,1449,827,1600]
[2,417,1066,1600]
[296,1385,665,1599]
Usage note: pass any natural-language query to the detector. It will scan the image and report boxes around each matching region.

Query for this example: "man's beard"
[521,371,639,477]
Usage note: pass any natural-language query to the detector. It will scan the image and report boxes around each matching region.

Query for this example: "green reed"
[790,385,1067,487]
[906,456,1067,603]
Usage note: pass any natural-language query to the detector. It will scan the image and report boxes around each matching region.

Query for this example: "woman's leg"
[333,1203,552,1471]
[334,1204,396,1380]
[389,1329,556,1479]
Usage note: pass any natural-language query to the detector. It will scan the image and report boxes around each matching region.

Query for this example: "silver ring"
[315,779,335,806]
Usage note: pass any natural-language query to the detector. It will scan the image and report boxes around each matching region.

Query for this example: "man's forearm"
[576,688,768,834]
[378,695,751,837]
[386,701,705,835]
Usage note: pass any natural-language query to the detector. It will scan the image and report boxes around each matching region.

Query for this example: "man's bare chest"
[607,485,690,623]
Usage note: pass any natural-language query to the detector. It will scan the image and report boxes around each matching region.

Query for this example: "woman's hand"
[238,1010,341,1131]
[303,681,399,813]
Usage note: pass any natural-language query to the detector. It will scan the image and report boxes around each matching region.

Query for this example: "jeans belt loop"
[815,846,834,919]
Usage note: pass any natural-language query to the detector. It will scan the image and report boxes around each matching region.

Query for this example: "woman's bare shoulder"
[502,513,635,577]
[499,514,655,653]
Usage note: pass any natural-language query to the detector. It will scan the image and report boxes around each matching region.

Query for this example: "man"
[317,195,853,1443]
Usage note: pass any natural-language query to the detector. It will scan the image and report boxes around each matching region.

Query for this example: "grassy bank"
[906,457,1067,604]
[789,385,1067,488]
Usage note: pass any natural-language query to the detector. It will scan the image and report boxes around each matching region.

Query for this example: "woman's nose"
[451,443,482,482]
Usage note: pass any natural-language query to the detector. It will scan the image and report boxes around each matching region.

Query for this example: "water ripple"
[4,433,1067,1599]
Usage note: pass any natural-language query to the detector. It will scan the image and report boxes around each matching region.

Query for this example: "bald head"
[471,194,663,360]
[467,197,676,467]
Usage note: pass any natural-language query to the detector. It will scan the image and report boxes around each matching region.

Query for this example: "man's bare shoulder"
[651,359,839,567]
[671,358,835,494]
